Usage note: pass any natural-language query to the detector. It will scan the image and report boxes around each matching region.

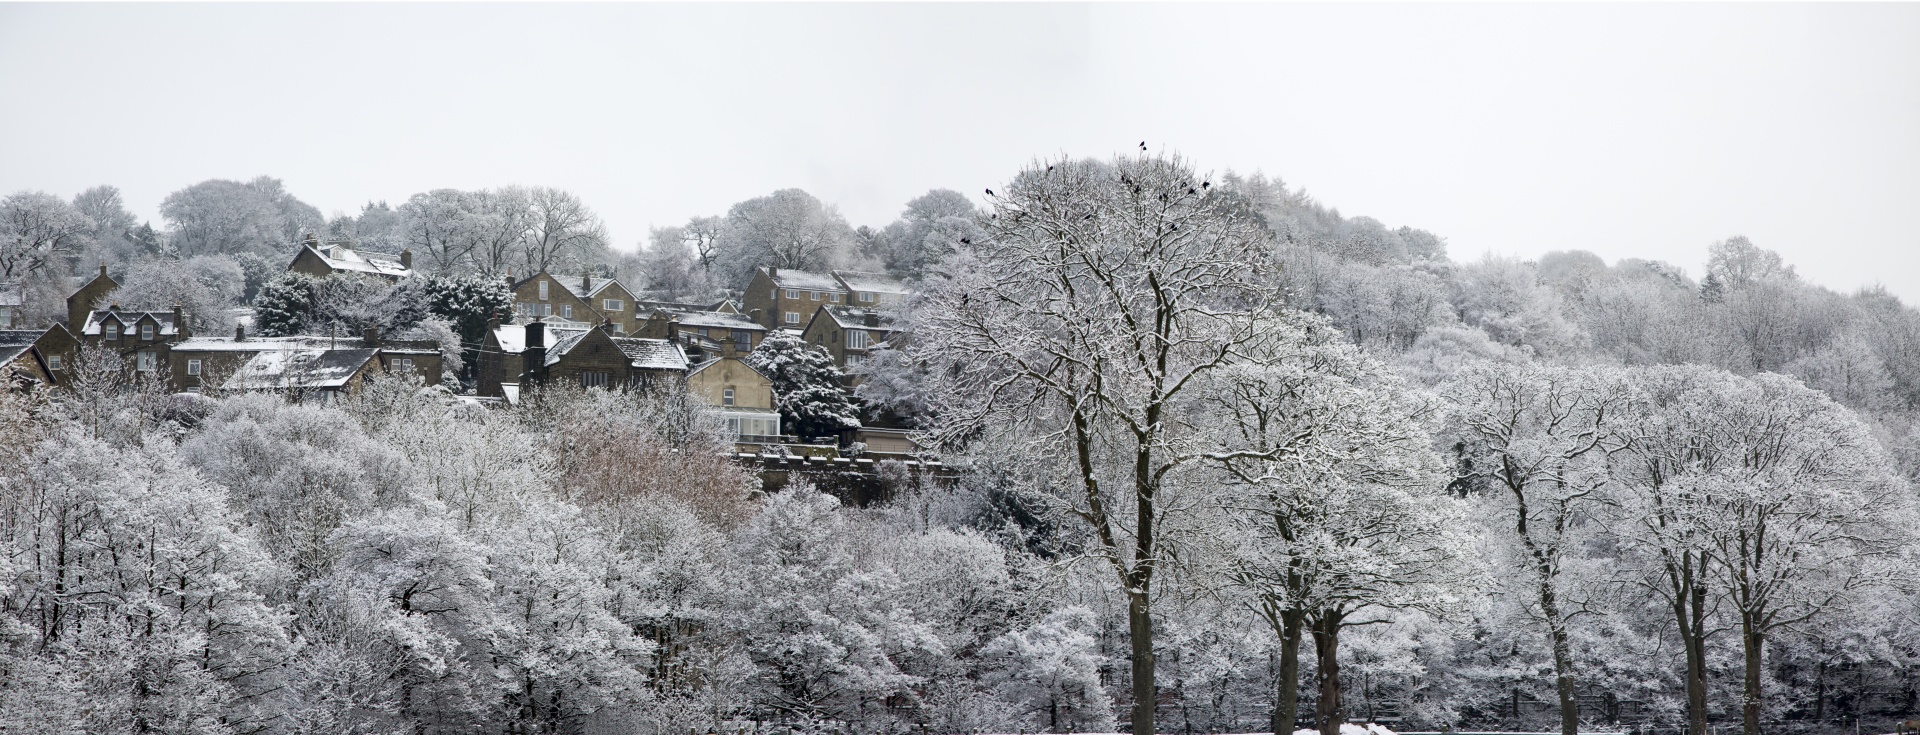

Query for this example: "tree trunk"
[1130,592,1156,735]
[1273,609,1305,735]
[1312,610,1345,735]
[1743,621,1765,735]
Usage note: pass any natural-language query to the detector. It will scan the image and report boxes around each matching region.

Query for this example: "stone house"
[742,266,848,330]
[685,356,781,440]
[831,270,911,308]
[510,271,641,334]
[800,305,895,374]
[66,265,120,328]
[287,235,415,281]
[478,321,688,399]
[77,306,190,379]
[168,327,443,394]
[0,324,78,388]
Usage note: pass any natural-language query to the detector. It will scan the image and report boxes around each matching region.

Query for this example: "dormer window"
[105,323,120,340]
[140,323,154,341]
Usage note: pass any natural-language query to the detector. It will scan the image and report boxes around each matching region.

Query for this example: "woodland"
[1,153,1917,735]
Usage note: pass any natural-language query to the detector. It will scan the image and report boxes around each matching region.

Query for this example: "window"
[846,353,864,367]
[105,323,119,340]
[860,292,874,303]
[47,355,62,371]
[187,359,202,376]
[582,371,609,388]
[135,350,156,372]
[392,358,413,373]
[784,312,799,324]
[561,304,573,319]
[784,289,798,299]
[734,332,751,352]
[830,293,841,303]
[140,323,154,341]
[810,291,821,300]
[727,417,740,435]
[604,298,624,312]
[847,330,869,349]
[723,388,735,406]
[538,281,549,300]
[699,327,710,337]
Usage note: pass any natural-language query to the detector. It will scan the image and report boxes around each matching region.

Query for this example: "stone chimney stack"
[522,320,547,386]
[362,325,380,346]
[581,272,592,292]
[399,249,413,270]
[234,322,247,342]
[768,266,778,279]
[172,303,188,339]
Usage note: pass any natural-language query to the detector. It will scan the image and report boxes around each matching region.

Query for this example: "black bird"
[1139,141,1147,151]
[1202,181,1210,189]
[1188,188,1196,194]
[984,188,993,196]
[960,237,971,244]
[1046,165,1054,173]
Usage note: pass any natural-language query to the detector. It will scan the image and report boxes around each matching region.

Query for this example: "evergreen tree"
[253,271,317,336]
[745,330,861,438]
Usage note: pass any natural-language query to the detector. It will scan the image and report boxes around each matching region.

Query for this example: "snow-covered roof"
[490,323,588,354]
[309,244,412,278]
[81,310,182,337]
[763,267,844,292]
[0,330,40,365]
[614,337,689,371]
[648,307,764,331]
[816,305,896,332]
[831,270,910,296]
[223,347,379,390]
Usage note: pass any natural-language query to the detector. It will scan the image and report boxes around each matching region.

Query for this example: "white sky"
[3,3,1917,302]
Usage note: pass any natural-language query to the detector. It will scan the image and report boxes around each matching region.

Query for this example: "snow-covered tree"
[981,607,1113,733]
[746,330,861,439]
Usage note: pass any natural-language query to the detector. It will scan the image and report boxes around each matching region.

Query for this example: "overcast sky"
[3,3,1917,301]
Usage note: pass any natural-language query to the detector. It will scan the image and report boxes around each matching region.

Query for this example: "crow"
[1188,188,1196,194]
[1202,181,1210,189]
[1139,141,1147,151]
[960,238,971,244]
[985,188,994,196]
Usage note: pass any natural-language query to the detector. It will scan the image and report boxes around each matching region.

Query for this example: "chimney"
[750,308,765,328]
[522,320,547,386]
[399,249,413,270]
[362,325,380,346]
[235,322,246,342]
[172,302,187,339]
[98,263,108,279]
[864,312,879,327]
[767,266,778,279]
[303,233,319,247]
[486,313,500,333]
[581,272,592,292]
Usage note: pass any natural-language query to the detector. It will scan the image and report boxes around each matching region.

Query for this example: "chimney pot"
[399,249,413,270]
[235,323,247,342]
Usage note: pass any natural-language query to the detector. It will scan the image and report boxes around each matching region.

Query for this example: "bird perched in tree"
[984,188,994,196]
[960,237,971,244]
[1139,141,1147,151]
[1202,181,1210,189]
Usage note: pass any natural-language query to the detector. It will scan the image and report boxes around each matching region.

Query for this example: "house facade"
[77,306,190,380]
[478,321,688,398]
[0,325,78,389]
[510,271,641,334]
[831,270,911,308]
[685,357,781,440]
[800,305,895,374]
[742,266,849,330]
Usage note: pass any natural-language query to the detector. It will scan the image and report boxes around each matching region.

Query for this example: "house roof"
[832,270,910,296]
[815,305,896,332]
[761,267,843,292]
[81,310,181,337]
[514,272,626,301]
[648,307,765,332]
[488,323,587,354]
[0,329,40,365]
[306,243,412,278]
[541,327,687,371]
[688,356,770,382]
[613,337,689,371]
[223,347,379,390]
[636,298,739,314]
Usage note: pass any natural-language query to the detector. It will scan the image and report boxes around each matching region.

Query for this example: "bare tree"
[1445,363,1635,735]
[0,191,91,279]
[521,187,607,274]
[909,152,1276,735]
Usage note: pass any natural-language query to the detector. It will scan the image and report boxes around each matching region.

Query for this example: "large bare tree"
[909,152,1277,735]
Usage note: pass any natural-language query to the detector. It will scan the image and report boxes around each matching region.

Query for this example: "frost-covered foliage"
[746,330,861,438]
[7,153,1920,735]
